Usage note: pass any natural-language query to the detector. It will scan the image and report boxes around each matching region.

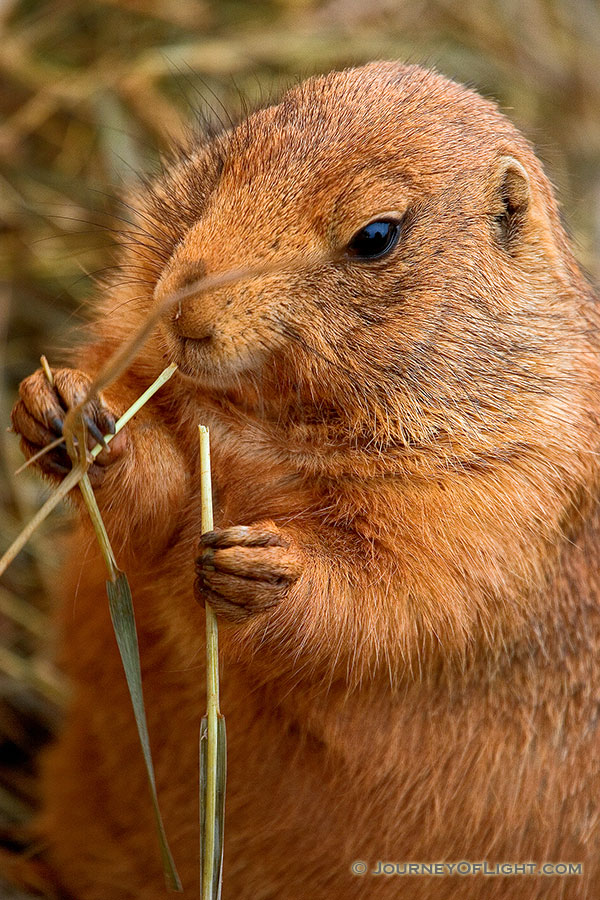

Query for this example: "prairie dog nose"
[155,260,215,341]
[155,260,207,308]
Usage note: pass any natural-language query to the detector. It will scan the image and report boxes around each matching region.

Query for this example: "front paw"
[11,367,122,486]
[195,525,303,622]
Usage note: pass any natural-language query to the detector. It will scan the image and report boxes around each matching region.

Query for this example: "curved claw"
[50,415,64,436]
[83,415,109,450]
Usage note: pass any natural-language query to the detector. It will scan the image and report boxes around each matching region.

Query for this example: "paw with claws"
[11,368,124,486]
[195,525,303,622]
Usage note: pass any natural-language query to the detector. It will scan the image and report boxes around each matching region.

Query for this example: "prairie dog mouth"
[172,334,214,377]
[180,334,212,348]
[164,327,267,387]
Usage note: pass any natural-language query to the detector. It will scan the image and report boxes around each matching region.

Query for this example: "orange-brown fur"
[7,62,600,898]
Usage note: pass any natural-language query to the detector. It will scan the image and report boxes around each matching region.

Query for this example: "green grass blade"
[107,572,182,892]
[200,714,227,900]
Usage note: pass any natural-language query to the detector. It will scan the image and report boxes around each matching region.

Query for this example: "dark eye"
[347,219,401,260]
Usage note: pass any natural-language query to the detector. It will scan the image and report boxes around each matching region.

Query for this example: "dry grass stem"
[199,425,226,900]
[0,364,178,578]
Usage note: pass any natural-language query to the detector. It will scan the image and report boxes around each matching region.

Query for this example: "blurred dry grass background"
[1,0,600,838]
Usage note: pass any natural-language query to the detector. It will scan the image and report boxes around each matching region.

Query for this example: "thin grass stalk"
[0,463,86,576]
[0,361,183,889]
[40,356,118,578]
[74,472,182,890]
[50,359,182,891]
[0,364,177,576]
[198,425,226,900]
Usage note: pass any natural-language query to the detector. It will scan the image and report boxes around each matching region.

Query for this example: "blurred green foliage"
[1,0,599,827]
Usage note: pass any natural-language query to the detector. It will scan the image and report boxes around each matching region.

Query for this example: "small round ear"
[492,156,531,251]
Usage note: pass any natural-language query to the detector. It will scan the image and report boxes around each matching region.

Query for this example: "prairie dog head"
[127,62,593,466]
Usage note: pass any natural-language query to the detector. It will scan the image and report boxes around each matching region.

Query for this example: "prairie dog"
[9,62,600,899]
